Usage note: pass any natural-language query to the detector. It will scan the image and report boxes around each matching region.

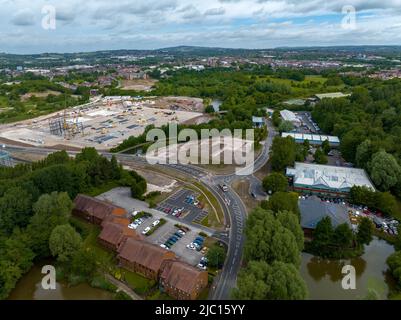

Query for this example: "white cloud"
[1,0,401,53]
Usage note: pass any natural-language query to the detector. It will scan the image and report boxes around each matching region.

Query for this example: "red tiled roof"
[160,260,207,294]
[118,238,175,272]
[74,194,126,220]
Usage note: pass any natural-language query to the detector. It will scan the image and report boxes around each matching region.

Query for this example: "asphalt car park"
[296,111,321,134]
[156,188,207,224]
[148,224,204,266]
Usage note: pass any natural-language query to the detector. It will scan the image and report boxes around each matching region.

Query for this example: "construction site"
[0,96,205,150]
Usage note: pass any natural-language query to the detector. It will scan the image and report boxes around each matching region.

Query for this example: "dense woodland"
[312,79,401,199]
[0,149,146,299]
[233,193,307,300]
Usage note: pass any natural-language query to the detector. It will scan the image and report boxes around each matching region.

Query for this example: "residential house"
[72,194,127,225]
[98,218,142,251]
[117,238,175,280]
[159,260,208,300]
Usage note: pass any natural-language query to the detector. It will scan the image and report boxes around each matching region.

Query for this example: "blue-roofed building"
[299,196,351,237]
[252,116,265,128]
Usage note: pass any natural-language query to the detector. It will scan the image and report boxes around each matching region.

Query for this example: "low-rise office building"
[286,162,375,197]
[299,196,351,237]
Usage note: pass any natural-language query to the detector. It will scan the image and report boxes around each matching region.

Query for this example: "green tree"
[278,120,294,133]
[387,251,401,286]
[332,223,354,251]
[369,150,401,191]
[262,173,288,194]
[244,208,300,266]
[271,136,296,172]
[71,248,98,279]
[49,224,82,264]
[0,187,33,235]
[356,217,373,246]
[355,139,373,169]
[206,245,226,269]
[272,110,281,127]
[232,260,308,300]
[276,211,304,251]
[321,139,331,154]
[205,105,215,113]
[314,148,328,164]
[340,128,366,163]
[265,192,300,216]
[310,217,333,257]
[27,192,73,258]
[303,139,310,151]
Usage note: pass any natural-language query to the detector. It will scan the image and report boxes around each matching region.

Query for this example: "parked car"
[197,263,207,270]
[131,211,139,217]
[152,220,160,227]
[142,227,151,235]
[201,247,209,254]
[160,244,169,250]
[165,242,172,248]
[128,223,138,230]
[169,237,178,243]
[186,243,196,250]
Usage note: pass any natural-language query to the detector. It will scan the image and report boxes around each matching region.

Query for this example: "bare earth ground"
[20,90,61,102]
[120,79,158,91]
[231,179,260,212]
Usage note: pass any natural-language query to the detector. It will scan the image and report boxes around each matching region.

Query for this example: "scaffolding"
[48,110,84,139]
[0,150,13,167]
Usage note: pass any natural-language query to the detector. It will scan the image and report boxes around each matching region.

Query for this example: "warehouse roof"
[280,109,300,123]
[315,92,351,100]
[286,162,375,191]
[282,132,340,144]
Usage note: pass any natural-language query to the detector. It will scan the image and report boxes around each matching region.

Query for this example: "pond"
[9,264,114,300]
[301,238,396,300]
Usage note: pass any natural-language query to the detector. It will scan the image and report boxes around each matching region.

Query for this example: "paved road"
[3,119,277,300]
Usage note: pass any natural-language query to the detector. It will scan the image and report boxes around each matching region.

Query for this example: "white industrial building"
[280,109,301,126]
[286,162,375,197]
[281,132,340,147]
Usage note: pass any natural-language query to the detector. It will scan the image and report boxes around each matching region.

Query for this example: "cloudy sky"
[1,0,401,53]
